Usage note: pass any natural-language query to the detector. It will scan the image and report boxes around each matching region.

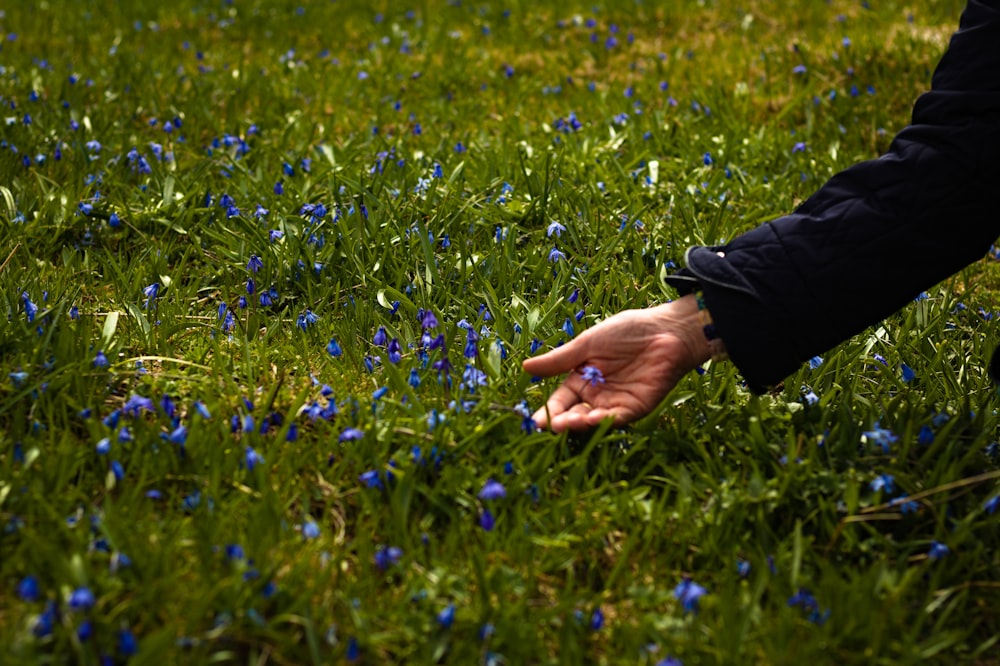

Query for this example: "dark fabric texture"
[665,0,1000,392]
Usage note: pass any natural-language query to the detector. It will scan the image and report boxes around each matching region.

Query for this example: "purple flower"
[373,326,388,346]
[590,607,604,631]
[420,309,439,330]
[479,509,495,531]
[246,254,263,273]
[548,247,566,262]
[478,479,507,501]
[580,366,605,386]
[547,221,566,237]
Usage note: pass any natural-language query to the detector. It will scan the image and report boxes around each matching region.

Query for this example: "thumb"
[522,335,591,378]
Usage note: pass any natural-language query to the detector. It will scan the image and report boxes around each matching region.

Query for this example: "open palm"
[522,300,711,432]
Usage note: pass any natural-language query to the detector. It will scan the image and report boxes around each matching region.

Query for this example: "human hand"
[521,295,713,432]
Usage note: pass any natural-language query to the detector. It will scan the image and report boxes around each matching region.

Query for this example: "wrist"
[650,294,716,369]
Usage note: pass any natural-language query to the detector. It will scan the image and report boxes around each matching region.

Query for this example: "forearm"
[667,0,1000,390]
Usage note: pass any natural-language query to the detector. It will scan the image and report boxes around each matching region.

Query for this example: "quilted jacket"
[665,0,1000,392]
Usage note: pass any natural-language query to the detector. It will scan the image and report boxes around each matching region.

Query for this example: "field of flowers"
[2,0,999,663]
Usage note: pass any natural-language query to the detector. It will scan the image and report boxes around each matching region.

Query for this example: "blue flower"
[918,425,934,445]
[142,282,160,304]
[374,546,403,571]
[373,326,388,346]
[77,619,93,642]
[672,577,706,613]
[580,366,605,386]
[95,437,110,454]
[225,544,245,560]
[862,425,898,453]
[93,350,109,368]
[478,479,507,500]
[984,494,1000,515]
[297,309,319,331]
[408,369,421,388]
[479,509,495,531]
[928,541,950,560]
[17,575,40,601]
[547,221,566,237]
[245,446,264,470]
[339,427,364,442]
[111,460,125,480]
[548,247,566,262]
[702,152,713,166]
[437,604,456,628]
[302,520,320,539]
[246,254,263,273]
[901,364,915,383]
[420,309,439,329]
[359,470,383,489]
[870,474,895,494]
[792,64,807,74]
[19,294,37,322]
[590,607,604,631]
[69,586,96,611]
[808,356,823,369]
[118,629,139,656]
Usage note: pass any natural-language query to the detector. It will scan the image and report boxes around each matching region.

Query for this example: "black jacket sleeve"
[665,0,1000,392]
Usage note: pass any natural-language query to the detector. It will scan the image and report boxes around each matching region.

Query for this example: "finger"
[522,335,591,378]
[530,382,585,429]
[548,402,603,432]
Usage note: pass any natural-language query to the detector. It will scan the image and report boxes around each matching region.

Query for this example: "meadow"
[2,0,999,663]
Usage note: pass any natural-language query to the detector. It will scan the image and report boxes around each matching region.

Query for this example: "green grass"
[2,0,999,663]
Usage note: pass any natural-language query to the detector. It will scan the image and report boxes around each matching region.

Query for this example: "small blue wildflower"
[918,425,934,445]
[96,437,110,455]
[17,575,41,601]
[326,338,343,357]
[69,587,96,612]
[93,351,109,368]
[702,152,713,166]
[437,604,456,628]
[245,446,264,471]
[420,309,439,329]
[862,425,898,453]
[118,629,139,656]
[548,247,566,262]
[246,254,263,273]
[983,494,1000,515]
[111,460,125,480]
[547,221,566,237]
[673,578,706,613]
[359,470,383,489]
[870,474,895,494]
[302,520,320,540]
[479,509,495,531]
[339,427,364,442]
[478,479,507,500]
[928,541,950,561]
[580,366,605,386]
[808,356,823,369]
[193,401,211,419]
[901,364,915,383]
[374,546,403,571]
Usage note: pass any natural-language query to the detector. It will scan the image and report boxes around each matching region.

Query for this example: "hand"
[521,295,713,432]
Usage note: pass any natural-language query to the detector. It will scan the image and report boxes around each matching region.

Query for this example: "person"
[522,0,1000,433]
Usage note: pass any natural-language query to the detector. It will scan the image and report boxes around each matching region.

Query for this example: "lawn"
[2,0,999,663]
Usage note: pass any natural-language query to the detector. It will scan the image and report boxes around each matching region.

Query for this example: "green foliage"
[1,0,998,663]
